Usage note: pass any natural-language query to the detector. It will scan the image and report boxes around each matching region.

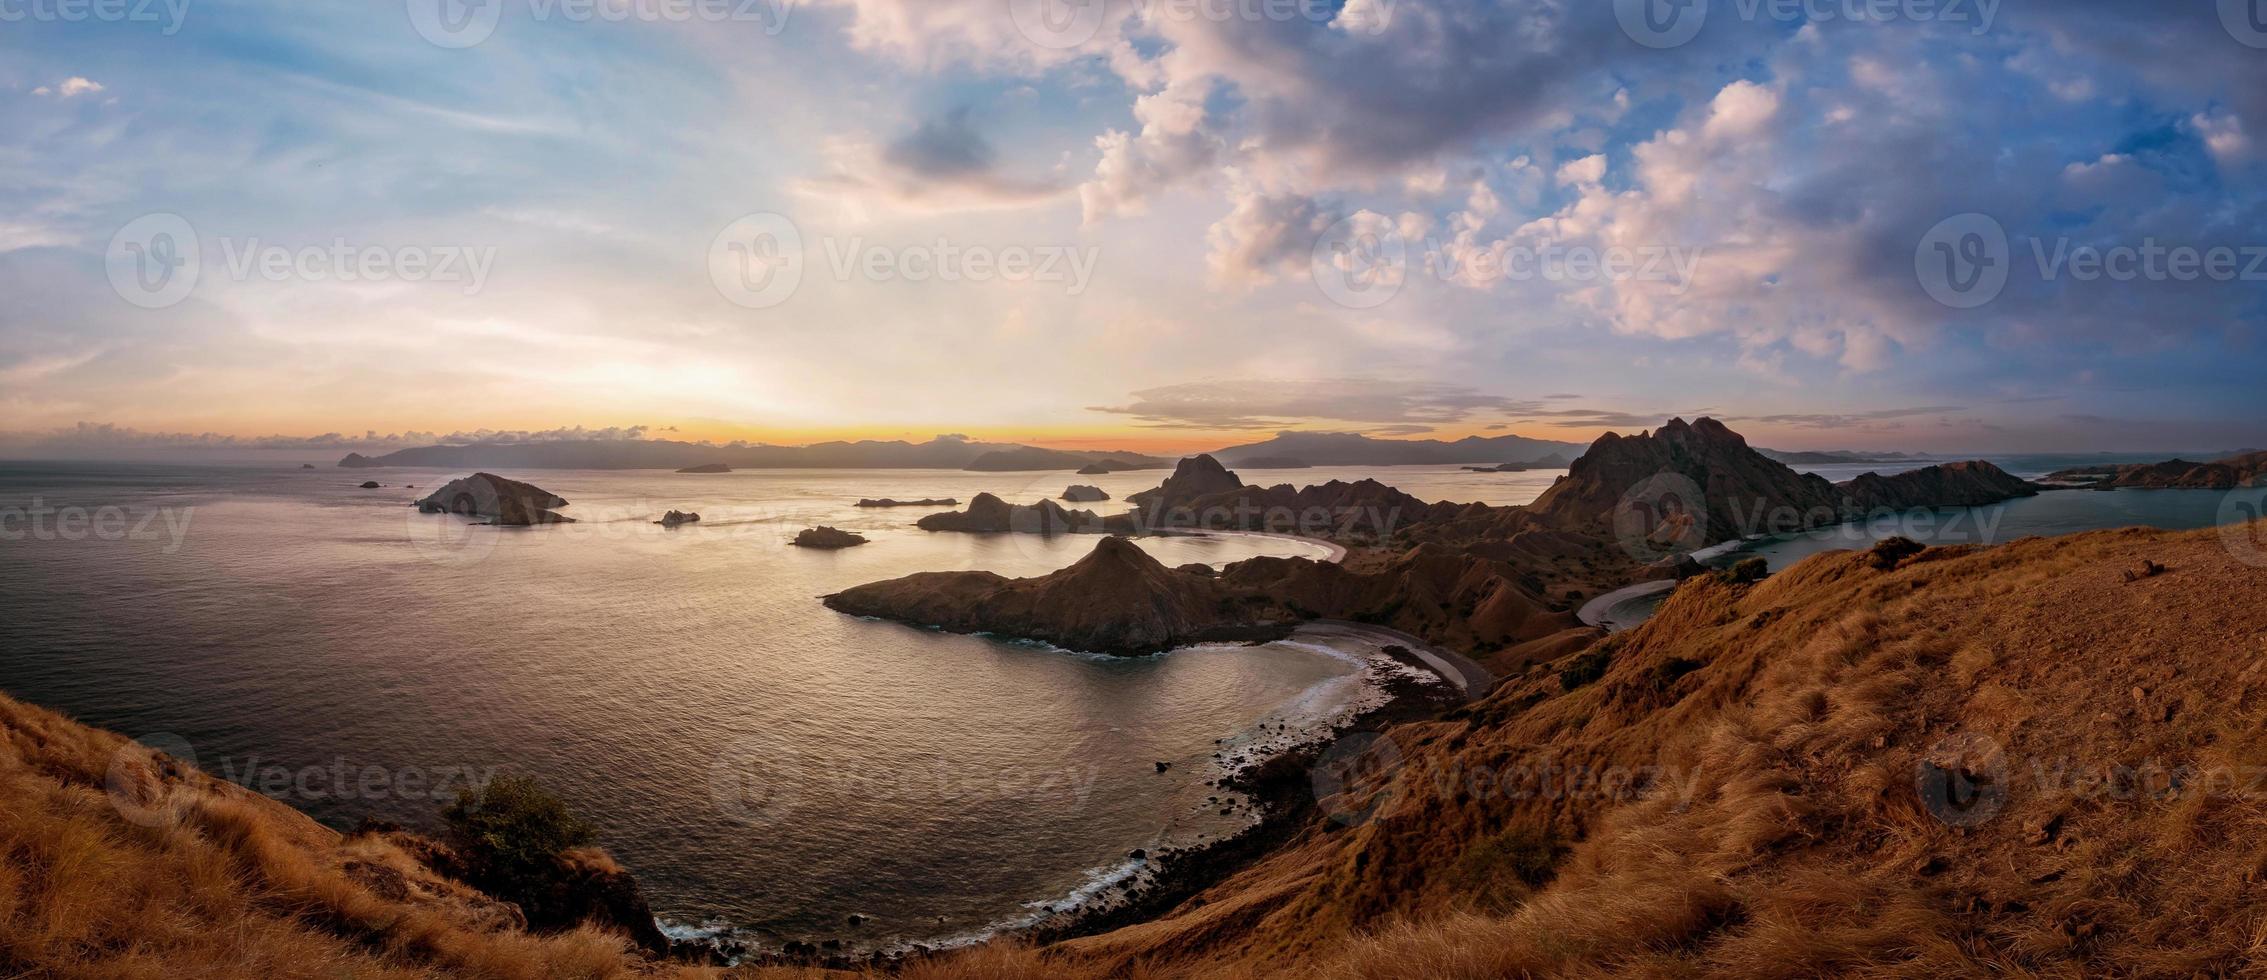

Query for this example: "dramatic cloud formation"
[1,0,2261,454]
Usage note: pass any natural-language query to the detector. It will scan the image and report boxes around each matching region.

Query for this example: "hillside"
[866,522,2267,977]
[0,694,667,978]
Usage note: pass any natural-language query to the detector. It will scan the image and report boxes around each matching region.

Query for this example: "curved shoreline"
[1137,526,1348,564]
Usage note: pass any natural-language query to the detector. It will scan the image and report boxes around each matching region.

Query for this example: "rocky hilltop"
[1531,417,1844,545]
[825,536,1266,655]
[414,473,574,525]
[2046,450,2267,488]
[1126,454,1247,513]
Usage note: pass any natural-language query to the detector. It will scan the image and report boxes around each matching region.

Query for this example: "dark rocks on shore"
[1062,485,1110,503]
[655,510,701,527]
[856,498,958,508]
[414,473,575,525]
[793,526,869,549]
[359,481,382,489]
[675,462,732,474]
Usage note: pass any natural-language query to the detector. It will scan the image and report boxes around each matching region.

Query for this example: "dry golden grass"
[833,523,2267,978]
[0,693,687,979]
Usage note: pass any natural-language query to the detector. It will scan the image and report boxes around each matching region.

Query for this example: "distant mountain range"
[1755,449,1926,465]
[1206,431,1588,468]
[324,431,1973,474]
[337,437,1169,472]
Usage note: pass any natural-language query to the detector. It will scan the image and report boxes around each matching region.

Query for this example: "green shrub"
[1719,557,1769,585]
[1453,824,1567,912]
[1869,535,1926,569]
[441,774,594,905]
[1558,650,1611,690]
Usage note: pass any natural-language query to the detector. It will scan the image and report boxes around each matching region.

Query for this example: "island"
[792,526,869,549]
[654,510,700,527]
[414,473,575,525]
[856,497,959,508]
[674,463,731,474]
[1061,485,1110,503]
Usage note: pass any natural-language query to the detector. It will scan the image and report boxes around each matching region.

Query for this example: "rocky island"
[414,473,575,525]
[856,497,959,508]
[1060,485,1110,503]
[915,492,1114,534]
[2045,451,2267,488]
[792,526,869,549]
[675,462,731,474]
[654,510,700,527]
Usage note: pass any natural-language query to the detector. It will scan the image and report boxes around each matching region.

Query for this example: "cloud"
[794,107,1068,212]
[0,423,661,454]
[32,77,105,99]
[1725,407,1967,429]
[1092,378,1591,431]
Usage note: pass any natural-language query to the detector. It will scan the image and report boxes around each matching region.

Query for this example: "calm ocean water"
[5,456,2257,948]
[0,461,1459,951]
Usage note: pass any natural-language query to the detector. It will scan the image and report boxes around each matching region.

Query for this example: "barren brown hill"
[1530,416,1842,546]
[0,694,669,978]
[867,521,2267,978]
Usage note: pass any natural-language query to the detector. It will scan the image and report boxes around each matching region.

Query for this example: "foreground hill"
[914,522,2267,977]
[0,694,664,978]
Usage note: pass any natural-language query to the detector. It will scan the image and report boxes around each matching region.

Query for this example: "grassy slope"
[0,693,673,979]
[8,522,2264,977]
[871,523,2267,977]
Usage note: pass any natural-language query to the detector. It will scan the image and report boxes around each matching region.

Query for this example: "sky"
[1,0,2263,457]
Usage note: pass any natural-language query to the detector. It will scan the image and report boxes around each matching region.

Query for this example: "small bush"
[1650,657,1704,691]
[1452,824,1567,912]
[1559,650,1612,690]
[1720,557,1769,585]
[441,775,594,908]
[1869,536,1926,569]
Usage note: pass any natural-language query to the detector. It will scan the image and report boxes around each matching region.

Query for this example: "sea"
[1,456,2257,949]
